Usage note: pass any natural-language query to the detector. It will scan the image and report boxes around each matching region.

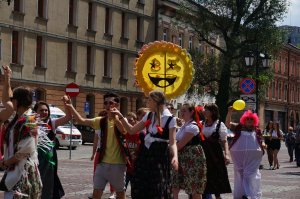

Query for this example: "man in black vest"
[67,92,127,199]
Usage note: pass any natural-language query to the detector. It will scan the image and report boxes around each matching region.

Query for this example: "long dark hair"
[204,103,219,122]
[33,101,50,120]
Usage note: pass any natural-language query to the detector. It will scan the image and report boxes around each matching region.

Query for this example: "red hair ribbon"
[144,119,151,128]
[195,106,205,141]
[156,125,163,135]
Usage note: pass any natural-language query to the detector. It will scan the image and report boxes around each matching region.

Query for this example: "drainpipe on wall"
[154,0,159,40]
[286,46,291,132]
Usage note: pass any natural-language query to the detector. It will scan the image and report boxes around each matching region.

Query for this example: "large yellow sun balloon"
[135,41,194,99]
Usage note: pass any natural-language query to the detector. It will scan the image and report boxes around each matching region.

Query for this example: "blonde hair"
[149,90,166,126]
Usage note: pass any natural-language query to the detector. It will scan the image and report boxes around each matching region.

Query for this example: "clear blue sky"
[280,0,300,27]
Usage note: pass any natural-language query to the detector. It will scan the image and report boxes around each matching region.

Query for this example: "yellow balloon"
[135,41,194,99]
[233,100,246,110]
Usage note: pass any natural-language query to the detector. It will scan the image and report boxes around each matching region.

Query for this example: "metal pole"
[69,116,73,160]
[256,54,259,114]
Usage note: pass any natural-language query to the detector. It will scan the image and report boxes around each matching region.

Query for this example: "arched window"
[85,94,95,118]
[120,97,128,115]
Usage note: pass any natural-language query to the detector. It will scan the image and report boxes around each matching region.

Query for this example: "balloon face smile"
[148,73,177,88]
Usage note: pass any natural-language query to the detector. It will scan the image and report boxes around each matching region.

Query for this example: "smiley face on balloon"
[135,41,194,99]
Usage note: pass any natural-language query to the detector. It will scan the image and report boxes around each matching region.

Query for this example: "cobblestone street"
[1,144,299,198]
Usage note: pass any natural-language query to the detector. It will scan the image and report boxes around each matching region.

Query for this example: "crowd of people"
[0,64,299,199]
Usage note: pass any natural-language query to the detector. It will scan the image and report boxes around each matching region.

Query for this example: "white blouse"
[176,120,199,141]
[142,109,176,135]
[202,120,227,141]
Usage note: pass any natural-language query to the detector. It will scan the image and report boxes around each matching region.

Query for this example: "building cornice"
[91,0,154,19]
[11,78,143,96]
[0,22,138,55]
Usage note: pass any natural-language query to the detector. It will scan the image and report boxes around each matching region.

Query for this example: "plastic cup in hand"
[233,99,246,110]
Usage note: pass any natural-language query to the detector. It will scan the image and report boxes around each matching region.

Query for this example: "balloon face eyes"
[148,58,181,88]
[135,41,194,99]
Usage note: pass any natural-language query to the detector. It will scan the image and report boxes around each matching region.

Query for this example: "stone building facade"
[0,0,155,117]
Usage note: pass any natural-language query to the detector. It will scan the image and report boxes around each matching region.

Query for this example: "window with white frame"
[37,0,48,19]
[36,35,46,68]
[178,33,183,47]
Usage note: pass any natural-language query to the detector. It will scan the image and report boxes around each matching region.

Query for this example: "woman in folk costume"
[226,107,266,199]
[33,97,71,199]
[111,90,178,199]
[0,86,42,198]
[201,103,231,198]
[172,103,206,199]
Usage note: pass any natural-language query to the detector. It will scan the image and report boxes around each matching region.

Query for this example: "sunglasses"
[104,101,116,105]
[246,117,254,121]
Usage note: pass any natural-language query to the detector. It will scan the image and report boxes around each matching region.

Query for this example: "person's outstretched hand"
[61,95,72,105]
[2,65,12,78]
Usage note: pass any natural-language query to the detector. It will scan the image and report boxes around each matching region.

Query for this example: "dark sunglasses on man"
[104,101,116,106]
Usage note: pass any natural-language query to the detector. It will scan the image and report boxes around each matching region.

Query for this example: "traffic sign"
[240,94,256,103]
[240,78,256,94]
[84,101,90,115]
[65,82,79,97]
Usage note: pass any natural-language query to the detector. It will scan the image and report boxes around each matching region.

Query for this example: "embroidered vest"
[98,117,132,167]
[146,112,173,140]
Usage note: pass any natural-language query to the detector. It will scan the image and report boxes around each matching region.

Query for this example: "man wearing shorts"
[68,92,127,199]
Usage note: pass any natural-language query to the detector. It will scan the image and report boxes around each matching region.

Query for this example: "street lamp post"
[244,52,271,113]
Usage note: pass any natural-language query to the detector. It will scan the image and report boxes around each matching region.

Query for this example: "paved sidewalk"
[0,144,299,198]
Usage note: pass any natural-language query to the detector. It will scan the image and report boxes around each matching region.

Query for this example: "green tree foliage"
[178,0,288,120]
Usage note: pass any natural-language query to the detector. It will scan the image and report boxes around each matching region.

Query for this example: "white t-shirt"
[203,120,227,141]
[176,120,199,141]
[142,108,176,135]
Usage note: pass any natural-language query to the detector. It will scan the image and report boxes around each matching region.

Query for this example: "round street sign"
[65,82,80,97]
[240,78,256,94]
